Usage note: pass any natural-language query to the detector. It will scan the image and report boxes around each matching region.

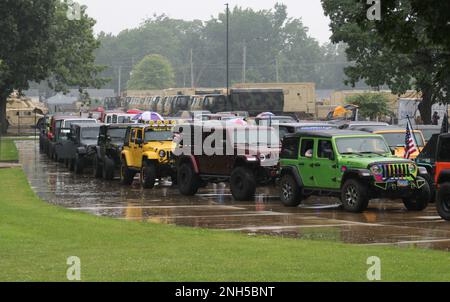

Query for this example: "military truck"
[92,124,131,180]
[120,121,177,188]
[188,89,284,116]
[279,130,431,212]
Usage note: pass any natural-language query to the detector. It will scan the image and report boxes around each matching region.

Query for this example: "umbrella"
[133,111,164,122]
[127,109,143,115]
[227,118,248,126]
[257,112,275,118]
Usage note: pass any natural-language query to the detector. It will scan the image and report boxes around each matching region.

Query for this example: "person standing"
[432,111,440,125]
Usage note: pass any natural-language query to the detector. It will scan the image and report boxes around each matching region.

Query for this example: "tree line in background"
[321,0,450,124]
[95,4,354,92]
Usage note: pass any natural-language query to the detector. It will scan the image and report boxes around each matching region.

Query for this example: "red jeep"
[435,133,450,220]
[174,123,280,201]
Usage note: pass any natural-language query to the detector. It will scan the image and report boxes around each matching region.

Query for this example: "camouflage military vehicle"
[188,89,284,116]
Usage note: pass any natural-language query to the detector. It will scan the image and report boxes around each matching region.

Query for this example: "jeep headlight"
[370,165,382,176]
[159,150,166,158]
[408,163,417,174]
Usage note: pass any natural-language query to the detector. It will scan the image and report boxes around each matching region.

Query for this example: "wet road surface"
[17,141,450,251]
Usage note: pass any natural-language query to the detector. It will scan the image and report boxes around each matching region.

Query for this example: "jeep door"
[316,139,340,189]
[134,128,145,168]
[298,138,317,187]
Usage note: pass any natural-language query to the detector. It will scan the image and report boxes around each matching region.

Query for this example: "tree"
[95,4,350,91]
[127,54,175,90]
[346,93,393,121]
[321,0,450,124]
[0,0,107,133]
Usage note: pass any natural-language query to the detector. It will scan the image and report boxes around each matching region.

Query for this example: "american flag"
[404,120,418,159]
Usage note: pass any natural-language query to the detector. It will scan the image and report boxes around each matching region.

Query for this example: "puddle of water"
[15,141,450,252]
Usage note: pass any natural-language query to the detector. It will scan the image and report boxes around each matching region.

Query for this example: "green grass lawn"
[0,167,450,282]
[0,139,18,161]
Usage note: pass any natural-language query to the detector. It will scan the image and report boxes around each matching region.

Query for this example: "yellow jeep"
[120,121,176,188]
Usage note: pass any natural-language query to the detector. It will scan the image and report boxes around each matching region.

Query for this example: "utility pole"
[242,40,247,83]
[190,48,195,88]
[275,57,280,83]
[118,66,122,97]
[225,3,230,97]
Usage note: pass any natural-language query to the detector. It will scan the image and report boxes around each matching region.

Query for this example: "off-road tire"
[103,157,115,180]
[120,159,135,185]
[140,160,157,189]
[178,162,200,196]
[403,176,430,211]
[74,154,84,174]
[92,155,103,178]
[69,159,75,171]
[280,173,302,207]
[341,179,369,213]
[230,167,256,201]
[437,182,450,221]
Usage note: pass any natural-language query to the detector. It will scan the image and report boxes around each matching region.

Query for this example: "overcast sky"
[77,0,332,44]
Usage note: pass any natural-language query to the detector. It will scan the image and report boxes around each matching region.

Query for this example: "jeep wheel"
[230,167,256,201]
[140,161,157,189]
[69,159,75,171]
[92,156,103,178]
[103,157,115,180]
[178,162,200,196]
[74,154,84,174]
[437,182,450,221]
[120,159,135,185]
[341,179,369,213]
[403,176,430,211]
[280,174,302,207]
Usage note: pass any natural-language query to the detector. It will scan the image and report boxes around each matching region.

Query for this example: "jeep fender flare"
[437,169,450,185]
[280,166,304,188]
[341,169,371,187]
[177,155,199,174]
[143,152,159,161]
[234,156,257,169]
[121,150,131,166]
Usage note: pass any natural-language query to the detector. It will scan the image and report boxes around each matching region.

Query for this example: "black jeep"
[61,124,102,174]
[92,124,131,180]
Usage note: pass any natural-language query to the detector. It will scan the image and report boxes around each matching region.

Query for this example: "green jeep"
[279,130,431,212]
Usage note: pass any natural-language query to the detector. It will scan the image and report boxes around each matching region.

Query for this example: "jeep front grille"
[381,163,410,179]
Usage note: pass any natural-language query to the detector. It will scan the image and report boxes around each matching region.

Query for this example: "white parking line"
[224,224,353,231]
[69,205,246,210]
[361,238,450,246]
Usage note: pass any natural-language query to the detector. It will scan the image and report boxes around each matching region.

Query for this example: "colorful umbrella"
[133,111,164,121]
[257,112,275,118]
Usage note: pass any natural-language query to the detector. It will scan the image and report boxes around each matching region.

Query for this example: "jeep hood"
[143,141,175,153]
[339,155,413,169]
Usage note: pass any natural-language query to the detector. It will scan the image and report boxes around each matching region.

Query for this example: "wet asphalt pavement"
[17,141,450,251]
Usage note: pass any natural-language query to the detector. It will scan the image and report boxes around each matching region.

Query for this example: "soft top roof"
[284,130,382,139]
[71,123,103,129]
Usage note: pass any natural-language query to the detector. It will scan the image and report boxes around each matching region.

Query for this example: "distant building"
[45,89,116,113]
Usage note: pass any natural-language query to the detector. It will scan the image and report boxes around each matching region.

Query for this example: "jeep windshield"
[380,132,424,148]
[109,128,127,141]
[144,130,173,142]
[81,128,100,140]
[336,136,390,155]
[232,129,280,147]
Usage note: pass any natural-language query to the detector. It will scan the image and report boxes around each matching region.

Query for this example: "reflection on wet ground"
[17,141,450,251]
